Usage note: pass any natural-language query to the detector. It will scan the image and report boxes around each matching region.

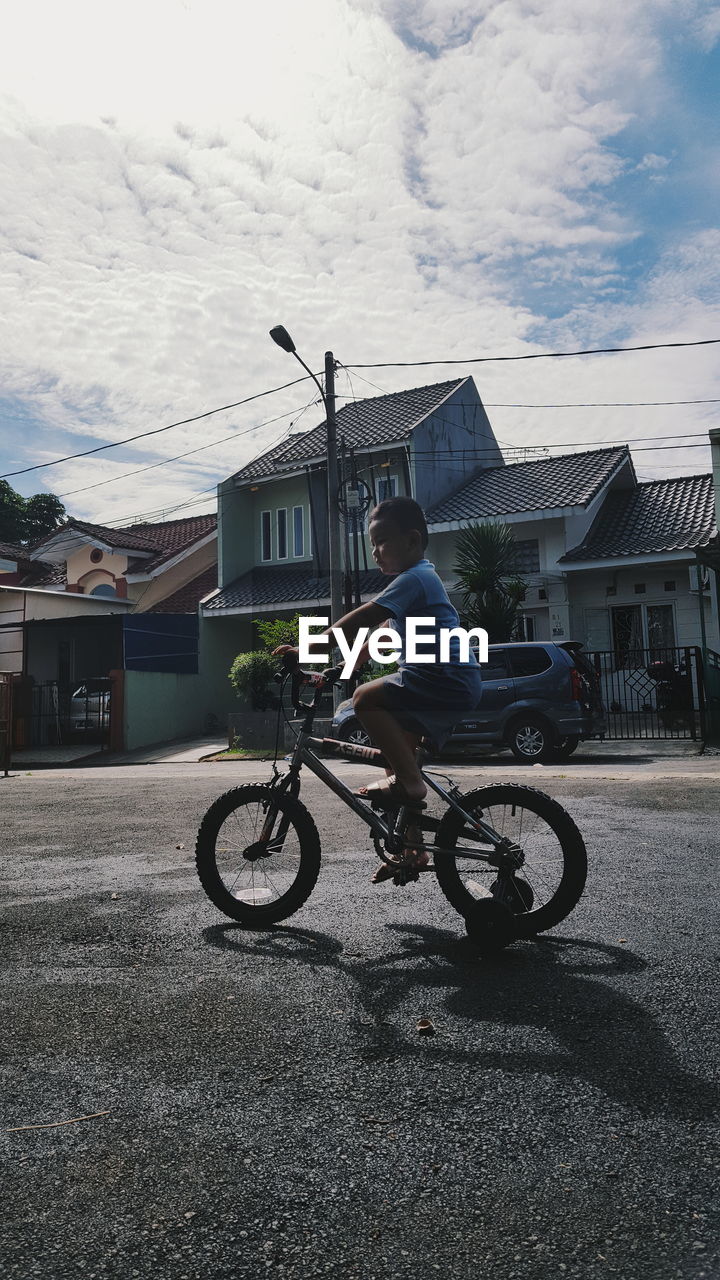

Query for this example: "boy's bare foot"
[353,776,427,808]
[371,836,429,883]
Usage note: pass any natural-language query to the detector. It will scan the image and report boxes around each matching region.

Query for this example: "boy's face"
[369,516,422,575]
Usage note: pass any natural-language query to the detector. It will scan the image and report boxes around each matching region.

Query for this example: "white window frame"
[260,510,272,563]
[363,471,398,531]
[376,472,398,504]
[610,601,677,664]
[292,505,305,559]
[276,507,288,561]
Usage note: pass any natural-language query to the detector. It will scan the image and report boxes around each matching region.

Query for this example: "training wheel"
[464,898,517,955]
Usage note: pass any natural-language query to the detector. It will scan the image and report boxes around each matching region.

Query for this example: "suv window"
[507,646,553,678]
[483,649,510,680]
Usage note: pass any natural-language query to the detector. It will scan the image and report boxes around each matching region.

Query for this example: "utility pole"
[325,352,344,630]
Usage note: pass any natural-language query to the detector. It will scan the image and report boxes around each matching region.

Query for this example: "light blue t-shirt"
[373,559,480,673]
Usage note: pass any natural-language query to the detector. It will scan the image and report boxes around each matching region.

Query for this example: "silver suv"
[330,641,606,763]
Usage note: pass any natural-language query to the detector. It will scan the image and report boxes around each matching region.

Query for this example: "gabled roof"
[0,541,60,585]
[148,564,218,613]
[233,378,468,482]
[30,514,217,573]
[560,474,716,562]
[32,518,159,555]
[124,514,217,572]
[203,566,386,611]
[426,446,630,523]
[0,540,28,560]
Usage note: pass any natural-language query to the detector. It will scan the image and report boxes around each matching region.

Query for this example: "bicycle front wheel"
[195,785,321,925]
[434,784,587,935]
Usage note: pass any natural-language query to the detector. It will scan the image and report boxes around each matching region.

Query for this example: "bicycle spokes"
[215,799,302,907]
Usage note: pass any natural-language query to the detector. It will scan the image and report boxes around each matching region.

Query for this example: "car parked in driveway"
[68,679,111,737]
[330,641,606,763]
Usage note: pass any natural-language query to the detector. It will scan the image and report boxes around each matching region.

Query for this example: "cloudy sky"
[1,0,719,527]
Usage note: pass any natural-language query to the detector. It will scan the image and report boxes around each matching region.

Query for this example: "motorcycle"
[645,657,694,730]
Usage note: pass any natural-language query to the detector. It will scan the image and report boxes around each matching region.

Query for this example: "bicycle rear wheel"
[195,785,321,925]
[434,784,586,935]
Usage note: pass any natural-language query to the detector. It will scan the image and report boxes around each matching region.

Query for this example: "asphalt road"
[2,755,719,1280]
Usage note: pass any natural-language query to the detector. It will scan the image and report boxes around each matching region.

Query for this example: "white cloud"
[0,0,717,519]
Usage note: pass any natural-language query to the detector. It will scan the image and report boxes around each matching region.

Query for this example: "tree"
[0,481,27,544]
[453,520,528,643]
[23,493,67,544]
[0,480,66,546]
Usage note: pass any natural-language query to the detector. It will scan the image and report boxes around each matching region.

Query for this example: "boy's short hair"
[370,496,429,549]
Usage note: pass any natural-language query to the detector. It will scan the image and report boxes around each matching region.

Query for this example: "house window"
[293,506,304,558]
[612,606,644,668]
[634,583,646,595]
[361,472,398,532]
[277,509,288,560]
[510,539,540,575]
[376,473,398,504]
[664,580,676,592]
[261,511,271,562]
[647,604,676,654]
[90,584,117,598]
[612,604,676,668]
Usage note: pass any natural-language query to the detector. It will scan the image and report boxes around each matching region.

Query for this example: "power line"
[57,399,321,499]
[346,336,720,370]
[95,410,309,529]
[0,371,317,481]
[334,395,720,409]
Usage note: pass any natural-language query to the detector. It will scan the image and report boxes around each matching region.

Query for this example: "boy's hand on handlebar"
[272,644,300,670]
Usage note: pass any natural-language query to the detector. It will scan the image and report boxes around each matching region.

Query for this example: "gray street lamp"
[269,326,344,650]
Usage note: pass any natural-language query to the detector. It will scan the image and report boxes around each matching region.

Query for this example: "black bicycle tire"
[195,785,321,925]
[434,784,587,935]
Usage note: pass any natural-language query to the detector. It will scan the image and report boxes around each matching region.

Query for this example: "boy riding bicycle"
[275,496,483,881]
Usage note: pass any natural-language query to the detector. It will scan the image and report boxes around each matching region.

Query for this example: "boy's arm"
[272,601,390,663]
[350,619,393,672]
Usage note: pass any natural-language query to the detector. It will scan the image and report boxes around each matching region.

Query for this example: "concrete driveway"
[2,754,719,1279]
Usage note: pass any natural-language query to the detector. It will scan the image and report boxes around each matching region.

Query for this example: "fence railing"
[0,674,12,776]
[583,646,704,741]
[11,678,112,751]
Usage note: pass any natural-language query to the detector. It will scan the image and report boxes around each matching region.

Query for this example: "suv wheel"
[339,719,371,748]
[508,717,556,763]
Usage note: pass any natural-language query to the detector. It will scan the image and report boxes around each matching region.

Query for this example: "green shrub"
[228,650,278,710]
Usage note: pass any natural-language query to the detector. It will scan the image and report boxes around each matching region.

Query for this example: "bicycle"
[195,658,588,954]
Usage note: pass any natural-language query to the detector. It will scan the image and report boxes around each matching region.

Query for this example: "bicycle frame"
[271,679,522,869]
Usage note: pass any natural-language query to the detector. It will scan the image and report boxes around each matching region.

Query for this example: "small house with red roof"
[0,514,222,757]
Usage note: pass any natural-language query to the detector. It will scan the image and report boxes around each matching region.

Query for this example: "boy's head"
[368,496,428,575]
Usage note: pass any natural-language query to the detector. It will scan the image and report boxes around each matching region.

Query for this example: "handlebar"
[274,652,345,712]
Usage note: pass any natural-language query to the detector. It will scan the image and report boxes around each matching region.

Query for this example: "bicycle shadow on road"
[204,920,717,1121]
[368,924,719,1120]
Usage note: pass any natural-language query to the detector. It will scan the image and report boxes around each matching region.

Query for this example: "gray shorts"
[379,664,483,749]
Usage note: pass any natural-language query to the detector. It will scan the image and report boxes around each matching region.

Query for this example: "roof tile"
[203,566,386,611]
[233,379,467,482]
[149,565,218,613]
[560,474,717,561]
[427,447,629,523]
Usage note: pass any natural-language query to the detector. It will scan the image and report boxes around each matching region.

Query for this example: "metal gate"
[583,645,705,741]
[12,677,111,750]
[0,674,12,775]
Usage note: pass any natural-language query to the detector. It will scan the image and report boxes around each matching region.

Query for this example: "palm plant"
[452,521,528,642]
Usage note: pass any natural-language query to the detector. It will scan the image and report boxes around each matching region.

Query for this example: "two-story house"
[202,374,718,733]
[202,376,503,652]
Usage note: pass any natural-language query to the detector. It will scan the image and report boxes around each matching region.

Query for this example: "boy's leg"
[352,679,426,803]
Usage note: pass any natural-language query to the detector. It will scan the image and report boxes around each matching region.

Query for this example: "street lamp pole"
[323,349,344,630]
[269,326,344,661]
